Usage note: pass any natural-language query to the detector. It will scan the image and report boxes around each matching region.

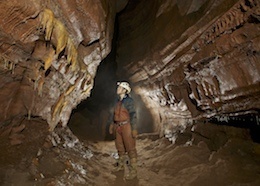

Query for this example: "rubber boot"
[125,158,137,180]
[113,156,125,172]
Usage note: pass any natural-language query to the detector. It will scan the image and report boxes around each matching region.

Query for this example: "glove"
[109,123,114,135]
[132,130,138,138]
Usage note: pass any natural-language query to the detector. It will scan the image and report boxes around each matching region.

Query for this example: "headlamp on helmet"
[117,81,131,94]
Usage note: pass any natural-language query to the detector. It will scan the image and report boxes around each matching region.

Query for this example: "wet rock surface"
[0,118,259,186]
[0,0,259,185]
[117,0,260,132]
[0,0,259,136]
[0,0,117,130]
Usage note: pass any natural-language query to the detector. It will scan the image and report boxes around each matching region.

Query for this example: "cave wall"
[0,0,121,130]
[116,0,260,134]
[0,0,259,137]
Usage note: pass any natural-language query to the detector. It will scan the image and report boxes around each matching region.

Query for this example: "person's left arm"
[124,97,137,137]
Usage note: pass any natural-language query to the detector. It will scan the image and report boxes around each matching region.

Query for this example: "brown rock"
[11,124,26,134]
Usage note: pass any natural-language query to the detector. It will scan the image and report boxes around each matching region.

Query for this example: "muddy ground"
[0,117,260,186]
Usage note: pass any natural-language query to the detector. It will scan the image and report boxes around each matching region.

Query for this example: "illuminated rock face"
[0,0,118,130]
[117,0,260,134]
[0,0,259,135]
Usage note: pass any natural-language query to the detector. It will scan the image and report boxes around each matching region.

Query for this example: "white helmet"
[117,81,131,94]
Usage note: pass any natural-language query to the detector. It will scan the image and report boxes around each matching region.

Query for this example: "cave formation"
[0,0,260,185]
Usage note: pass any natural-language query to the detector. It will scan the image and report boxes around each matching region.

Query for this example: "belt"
[115,120,129,126]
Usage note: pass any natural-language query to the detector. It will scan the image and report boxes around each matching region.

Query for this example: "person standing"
[109,81,138,180]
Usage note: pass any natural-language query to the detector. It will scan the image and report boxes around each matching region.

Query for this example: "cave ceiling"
[0,0,259,132]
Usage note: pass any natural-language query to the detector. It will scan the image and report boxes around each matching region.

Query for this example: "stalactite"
[37,77,44,97]
[80,73,92,91]
[66,37,78,71]
[40,9,55,41]
[53,20,68,56]
[51,93,65,122]
[65,85,76,96]
[43,48,55,71]
[40,8,79,72]
[37,8,95,130]
[81,84,93,96]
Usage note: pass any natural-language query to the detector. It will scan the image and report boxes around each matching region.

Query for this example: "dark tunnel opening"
[208,112,260,143]
[68,15,154,141]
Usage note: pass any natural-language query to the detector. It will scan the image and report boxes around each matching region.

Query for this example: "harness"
[115,120,130,126]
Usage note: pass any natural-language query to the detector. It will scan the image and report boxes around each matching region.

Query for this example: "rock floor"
[0,123,260,186]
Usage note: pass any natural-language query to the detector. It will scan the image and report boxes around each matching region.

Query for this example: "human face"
[117,85,126,95]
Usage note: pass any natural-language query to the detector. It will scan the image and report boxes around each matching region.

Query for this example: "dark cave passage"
[208,113,260,143]
[68,15,154,141]
[67,51,118,141]
[68,12,154,141]
[68,55,155,141]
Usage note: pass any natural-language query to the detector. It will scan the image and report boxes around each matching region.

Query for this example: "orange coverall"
[112,95,137,159]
